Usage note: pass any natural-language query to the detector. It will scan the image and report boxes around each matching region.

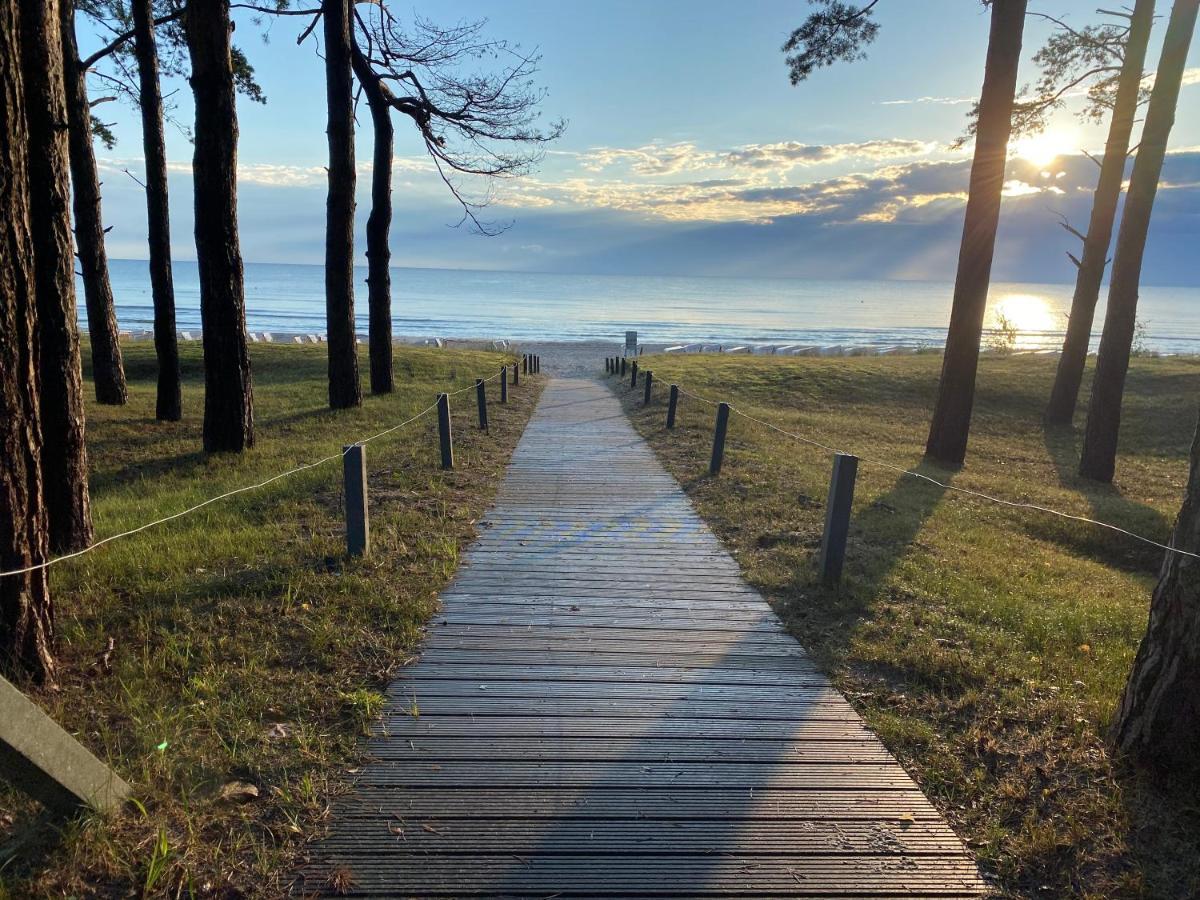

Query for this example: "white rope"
[676,385,1197,561]
[0,365,513,579]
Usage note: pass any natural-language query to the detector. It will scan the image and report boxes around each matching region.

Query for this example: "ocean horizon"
[90,258,1200,354]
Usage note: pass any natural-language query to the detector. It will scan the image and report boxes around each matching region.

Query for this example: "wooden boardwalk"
[304,377,986,897]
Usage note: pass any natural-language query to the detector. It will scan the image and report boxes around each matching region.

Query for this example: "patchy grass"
[0,341,542,898]
[613,351,1200,900]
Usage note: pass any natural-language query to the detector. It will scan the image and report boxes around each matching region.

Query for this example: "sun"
[1012,130,1078,168]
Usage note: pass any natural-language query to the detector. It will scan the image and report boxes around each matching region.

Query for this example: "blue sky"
[81,1,1200,282]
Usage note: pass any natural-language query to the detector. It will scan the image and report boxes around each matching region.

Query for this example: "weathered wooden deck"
[304,377,986,897]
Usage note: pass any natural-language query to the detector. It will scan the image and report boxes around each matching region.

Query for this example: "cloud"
[98,155,434,189]
[724,139,938,170]
[879,95,976,106]
[575,143,716,175]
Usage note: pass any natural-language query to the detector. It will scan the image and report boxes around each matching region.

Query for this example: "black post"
[709,402,730,475]
[630,361,638,388]
[621,357,627,377]
[643,370,653,405]
[475,378,488,431]
[513,362,519,386]
[523,354,528,375]
[343,442,369,557]
[500,366,508,403]
[605,357,611,374]
[437,392,453,470]
[667,384,679,428]
[819,453,859,585]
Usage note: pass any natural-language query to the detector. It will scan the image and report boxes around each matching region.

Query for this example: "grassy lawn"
[0,341,541,898]
[613,351,1200,900]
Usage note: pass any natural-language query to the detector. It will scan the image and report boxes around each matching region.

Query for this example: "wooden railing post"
[621,357,627,377]
[0,675,130,815]
[522,354,528,375]
[437,392,453,469]
[710,402,730,475]
[513,361,519,386]
[500,366,508,403]
[630,361,638,388]
[819,453,859,585]
[343,442,369,557]
[476,378,488,431]
[667,384,679,428]
[643,370,653,405]
[605,357,611,374]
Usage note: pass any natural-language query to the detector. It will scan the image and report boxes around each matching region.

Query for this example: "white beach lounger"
[293,335,304,344]
[262,332,273,343]
[248,333,260,343]
[664,345,685,353]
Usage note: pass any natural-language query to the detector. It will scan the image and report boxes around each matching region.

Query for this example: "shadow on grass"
[1041,425,1171,574]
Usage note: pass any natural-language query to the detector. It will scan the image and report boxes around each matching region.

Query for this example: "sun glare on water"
[988,293,1061,349]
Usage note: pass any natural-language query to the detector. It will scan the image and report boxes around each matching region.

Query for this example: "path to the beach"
[305,376,986,897]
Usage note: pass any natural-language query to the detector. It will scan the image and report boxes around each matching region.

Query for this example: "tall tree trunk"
[924,0,1027,467]
[133,0,181,422]
[1111,406,1200,772]
[1045,0,1155,427]
[1079,0,1198,483]
[185,0,253,453]
[1,0,56,682]
[21,0,92,554]
[60,0,126,406]
[351,40,394,395]
[323,0,361,409]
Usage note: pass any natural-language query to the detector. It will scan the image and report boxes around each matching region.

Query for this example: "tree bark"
[1,0,56,682]
[351,40,394,395]
[20,0,93,555]
[1079,0,1198,483]
[1111,406,1200,772]
[185,0,254,453]
[60,0,126,406]
[1045,0,1155,427]
[924,0,1026,467]
[323,0,362,409]
[133,0,181,422]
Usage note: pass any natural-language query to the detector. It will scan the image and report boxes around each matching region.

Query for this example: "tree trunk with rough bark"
[1045,0,1155,427]
[323,0,361,409]
[21,0,92,554]
[185,0,253,453]
[1,0,56,682]
[351,40,394,395]
[60,0,126,406]
[1079,0,1198,483]
[924,0,1026,467]
[1111,406,1200,772]
[133,0,181,422]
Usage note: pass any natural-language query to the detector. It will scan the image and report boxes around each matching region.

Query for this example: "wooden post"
[709,402,730,475]
[819,453,859,585]
[475,378,488,431]
[343,443,369,557]
[605,357,611,374]
[667,384,679,428]
[522,354,528,375]
[621,357,627,377]
[513,362,519,386]
[630,361,638,388]
[437,392,453,469]
[500,366,508,403]
[643,370,653,405]
[0,675,130,815]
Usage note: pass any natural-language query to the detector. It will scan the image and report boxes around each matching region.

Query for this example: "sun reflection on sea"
[987,293,1064,350]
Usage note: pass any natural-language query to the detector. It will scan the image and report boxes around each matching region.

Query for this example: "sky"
[80,1,1200,284]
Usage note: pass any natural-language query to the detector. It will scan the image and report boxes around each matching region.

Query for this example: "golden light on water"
[987,293,1062,349]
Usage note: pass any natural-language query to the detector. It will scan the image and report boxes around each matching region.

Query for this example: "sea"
[93,259,1200,355]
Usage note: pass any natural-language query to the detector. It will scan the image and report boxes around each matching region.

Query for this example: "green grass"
[0,340,542,898]
[614,351,1200,900]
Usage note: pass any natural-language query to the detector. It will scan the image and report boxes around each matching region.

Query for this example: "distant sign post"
[625,331,637,357]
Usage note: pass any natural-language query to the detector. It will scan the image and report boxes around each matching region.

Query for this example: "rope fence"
[603,355,1198,583]
[0,356,543,579]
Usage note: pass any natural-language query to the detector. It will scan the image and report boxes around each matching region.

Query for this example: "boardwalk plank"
[302,377,984,897]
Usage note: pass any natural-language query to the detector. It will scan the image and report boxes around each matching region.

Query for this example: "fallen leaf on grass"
[218,781,259,803]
